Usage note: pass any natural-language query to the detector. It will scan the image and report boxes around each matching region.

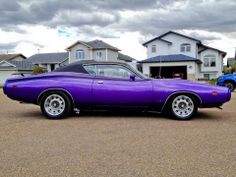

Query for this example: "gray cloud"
[0,0,235,41]
[0,40,44,53]
[0,42,18,51]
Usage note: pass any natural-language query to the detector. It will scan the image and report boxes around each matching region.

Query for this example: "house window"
[75,49,85,59]
[203,74,210,80]
[151,45,156,53]
[96,51,102,59]
[203,55,216,67]
[180,43,191,52]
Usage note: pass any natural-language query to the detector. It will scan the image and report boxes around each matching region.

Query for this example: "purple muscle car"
[3,60,231,120]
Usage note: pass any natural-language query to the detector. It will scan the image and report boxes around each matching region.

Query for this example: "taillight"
[211,91,218,96]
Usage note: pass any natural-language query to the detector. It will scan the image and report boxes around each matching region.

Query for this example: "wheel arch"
[161,91,202,112]
[223,79,236,85]
[37,88,75,107]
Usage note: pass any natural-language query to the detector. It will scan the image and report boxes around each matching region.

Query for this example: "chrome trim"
[37,88,75,107]
[161,91,202,112]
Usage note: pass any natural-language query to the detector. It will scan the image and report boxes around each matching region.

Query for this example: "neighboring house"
[0,53,26,61]
[66,39,136,63]
[140,31,226,80]
[227,57,236,67]
[26,52,69,72]
[0,53,29,85]
[0,60,33,85]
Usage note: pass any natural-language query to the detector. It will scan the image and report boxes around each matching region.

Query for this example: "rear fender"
[37,88,75,107]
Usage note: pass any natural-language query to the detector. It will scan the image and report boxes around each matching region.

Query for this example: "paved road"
[0,90,235,177]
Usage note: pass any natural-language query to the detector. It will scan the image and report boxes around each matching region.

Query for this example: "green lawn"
[207,79,217,85]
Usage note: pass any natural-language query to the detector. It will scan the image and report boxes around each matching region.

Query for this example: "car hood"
[152,79,228,92]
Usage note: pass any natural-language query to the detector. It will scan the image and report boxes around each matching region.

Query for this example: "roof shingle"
[117,52,136,62]
[0,60,33,70]
[26,52,68,64]
[66,39,120,51]
[0,54,26,61]
[139,54,202,63]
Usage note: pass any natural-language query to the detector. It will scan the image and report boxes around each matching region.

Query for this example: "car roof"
[54,60,133,73]
[68,60,129,65]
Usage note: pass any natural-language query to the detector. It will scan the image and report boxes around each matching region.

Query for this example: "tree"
[223,66,231,75]
[32,66,45,74]
[232,62,236,73]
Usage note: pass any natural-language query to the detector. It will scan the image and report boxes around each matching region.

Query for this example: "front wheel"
[169,94,197,120]
[40,91,72,119]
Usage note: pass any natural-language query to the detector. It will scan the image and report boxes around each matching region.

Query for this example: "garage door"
[0,71,16,85]
[150,66,187,79]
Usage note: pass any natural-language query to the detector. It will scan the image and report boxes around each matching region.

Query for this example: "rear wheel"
[169,94,197,120]
[40,91,72,119]
[224,81,235,92]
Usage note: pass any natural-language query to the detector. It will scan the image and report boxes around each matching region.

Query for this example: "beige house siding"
[11,56,25,61]
[107,50,118,61]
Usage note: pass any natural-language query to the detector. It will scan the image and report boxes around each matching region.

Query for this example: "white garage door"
[0,70,16,86]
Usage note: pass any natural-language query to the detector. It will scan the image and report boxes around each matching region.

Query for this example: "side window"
[84,64,135,79]
[151,45,156,53]
[180,43,191,52]
[76,49,85,59]
[83,65,96,75]
[203,55,216,67]
[96,51,102,59]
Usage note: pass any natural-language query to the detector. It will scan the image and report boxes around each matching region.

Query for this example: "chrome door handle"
[97,80,103,84]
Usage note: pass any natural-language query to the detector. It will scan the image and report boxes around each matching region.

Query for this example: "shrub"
[232,62,236,73]
[223,66,231,75]
[32,66,45,74]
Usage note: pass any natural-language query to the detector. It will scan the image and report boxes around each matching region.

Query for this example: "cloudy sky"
[0,0,236,61]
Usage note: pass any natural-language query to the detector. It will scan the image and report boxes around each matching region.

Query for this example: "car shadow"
[19,109,222,121]
[193,111,223,121]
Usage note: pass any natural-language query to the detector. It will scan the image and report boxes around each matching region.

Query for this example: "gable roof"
[198,44,227,57]
[0,54,26,61]
[143,31,201,46]
[0,60,33,70]
[139,54,202,63]
[117,52,136,62]
[26,52,69,64]
[66,39,120,51]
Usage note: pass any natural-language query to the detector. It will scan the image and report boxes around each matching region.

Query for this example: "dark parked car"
[3,60,231,120]
[217,73,236,92]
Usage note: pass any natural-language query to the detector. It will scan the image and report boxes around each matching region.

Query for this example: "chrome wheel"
[172,95,194,119]
[44,94,66,116]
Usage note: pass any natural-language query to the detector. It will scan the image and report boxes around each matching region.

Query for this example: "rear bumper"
[3,80,8,95]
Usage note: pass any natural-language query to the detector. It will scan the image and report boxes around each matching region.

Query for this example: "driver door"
[85,64,153,107]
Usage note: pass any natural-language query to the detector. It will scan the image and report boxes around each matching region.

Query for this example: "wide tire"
[224,82,235,92]
[40,91,72,119]
[168,94,197,120]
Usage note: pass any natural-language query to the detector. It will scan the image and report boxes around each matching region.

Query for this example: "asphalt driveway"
[0,90,235,177]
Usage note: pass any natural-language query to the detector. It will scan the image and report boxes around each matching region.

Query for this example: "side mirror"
[130,73,136,81]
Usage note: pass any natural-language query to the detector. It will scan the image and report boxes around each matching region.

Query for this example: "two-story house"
[26,40,136,72]
[66,39,136,64]
[140,31,226,80]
